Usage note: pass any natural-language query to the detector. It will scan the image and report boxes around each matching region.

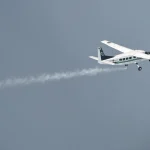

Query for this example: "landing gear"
[125,64,128,69]
[138,67,142,71]
[136,63,142,71]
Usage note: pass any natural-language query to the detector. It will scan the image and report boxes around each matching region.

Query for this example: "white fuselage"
[101,50,147,65]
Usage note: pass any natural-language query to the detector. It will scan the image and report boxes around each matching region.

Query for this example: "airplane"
[89,40,150,71]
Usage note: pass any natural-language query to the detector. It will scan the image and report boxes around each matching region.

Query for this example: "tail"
[98,47,113,61]
[89,47,113,63]
[98,47,109,63]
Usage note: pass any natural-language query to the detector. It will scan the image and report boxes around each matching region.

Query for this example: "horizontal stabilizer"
[89,56,98,60]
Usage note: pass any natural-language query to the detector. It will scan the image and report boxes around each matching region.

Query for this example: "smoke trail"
[0,67,126,89]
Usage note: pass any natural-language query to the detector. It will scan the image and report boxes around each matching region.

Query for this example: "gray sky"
[0,0,150,149]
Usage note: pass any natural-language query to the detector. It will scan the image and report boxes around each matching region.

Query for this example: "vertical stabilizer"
[89,47,113,63]
[98,47,103,63]
[98,47,112,62]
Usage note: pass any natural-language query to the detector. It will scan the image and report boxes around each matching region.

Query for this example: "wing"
[101,40,133,53]
[133,53,150,60]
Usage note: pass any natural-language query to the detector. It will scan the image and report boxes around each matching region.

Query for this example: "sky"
[0,0,150,149]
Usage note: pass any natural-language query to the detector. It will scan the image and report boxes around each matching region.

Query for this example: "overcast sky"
[0,0,150,150]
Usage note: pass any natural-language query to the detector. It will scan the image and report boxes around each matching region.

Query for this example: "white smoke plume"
[0,67,126,89]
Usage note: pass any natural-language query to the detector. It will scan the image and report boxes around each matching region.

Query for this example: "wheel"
[138,67,142,71]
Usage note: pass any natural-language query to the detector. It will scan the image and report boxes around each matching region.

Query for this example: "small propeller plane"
[89,40,150,71]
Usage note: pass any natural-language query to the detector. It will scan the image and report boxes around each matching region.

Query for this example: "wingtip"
[101,40,109,43]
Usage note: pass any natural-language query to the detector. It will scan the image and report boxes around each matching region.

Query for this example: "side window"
[126,57,128,60]
[129,57,132,59]
[119,59,122,61]
[133,56,136,59]
[123,58,125,60]
[145,52,150,54]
